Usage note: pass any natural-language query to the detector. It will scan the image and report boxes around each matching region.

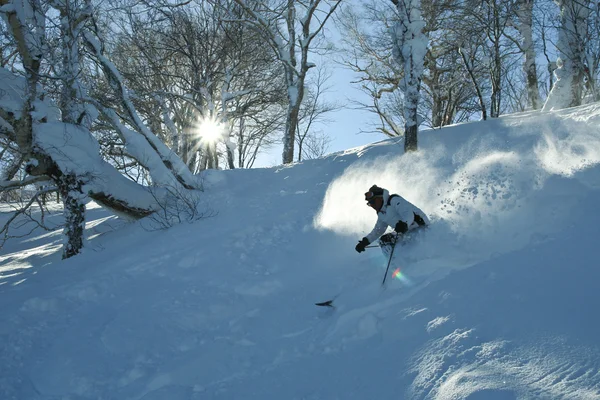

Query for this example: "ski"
[315,299,334,307]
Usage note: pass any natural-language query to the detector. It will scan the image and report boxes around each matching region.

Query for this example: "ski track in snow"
[2,104,600,399]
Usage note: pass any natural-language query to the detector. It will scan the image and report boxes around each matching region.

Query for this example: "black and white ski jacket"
[365,189,430,244]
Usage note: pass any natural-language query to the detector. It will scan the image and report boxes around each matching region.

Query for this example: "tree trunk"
[427,61,444,128]
[282,81,304,164]
[543,0,590,111]
[57,173,85,259]
[404,69,421,152]
[526,60,540,109]
[227,146,235,169]
[459,47,487,120]
[490,3,502,119]
[297,134,304,162]
[517,0,541,110]
[404,123,418,152]
[57,1,88,256]
[391,0,427,153]
[490,40,502,118]
[443,89,455,126]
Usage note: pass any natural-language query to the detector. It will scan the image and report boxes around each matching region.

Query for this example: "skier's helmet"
[365,185,384,205]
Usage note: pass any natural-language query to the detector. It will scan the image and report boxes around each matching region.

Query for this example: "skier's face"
[367,197,383,212]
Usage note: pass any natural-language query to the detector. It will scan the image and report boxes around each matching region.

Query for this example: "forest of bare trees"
[1,0,599,257]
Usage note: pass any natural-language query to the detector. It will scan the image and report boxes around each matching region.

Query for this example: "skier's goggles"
[365,191,381,205]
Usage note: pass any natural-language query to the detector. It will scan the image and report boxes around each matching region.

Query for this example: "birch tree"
[0,0,202,257]
[390,0,428,151]
[514,0,542,109]
[543,0,591,110]
[220,0,342,164]
[584,0,599,101]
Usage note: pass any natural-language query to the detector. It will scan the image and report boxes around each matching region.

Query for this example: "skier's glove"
[355,237,370,253]
[394,220,408,234]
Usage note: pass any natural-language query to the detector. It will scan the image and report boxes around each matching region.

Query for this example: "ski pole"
[381,237,398,286]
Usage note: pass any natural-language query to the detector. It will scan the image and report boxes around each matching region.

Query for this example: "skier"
[355,185,429,258]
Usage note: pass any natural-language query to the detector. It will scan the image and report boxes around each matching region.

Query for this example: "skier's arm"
[366,219,388,243]
[390,197,417,226]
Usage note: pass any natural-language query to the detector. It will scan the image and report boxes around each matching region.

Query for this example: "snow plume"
[535,122,600,179]
[316,108,600,260]
[431,149,538,255]
[313,147,442,236]
[312,137,532,251]
[430,111,600,255]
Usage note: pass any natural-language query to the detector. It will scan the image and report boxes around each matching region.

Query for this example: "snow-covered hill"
[2,104,600,399]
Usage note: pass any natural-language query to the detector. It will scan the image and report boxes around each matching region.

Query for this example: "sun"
[195,116,224,145]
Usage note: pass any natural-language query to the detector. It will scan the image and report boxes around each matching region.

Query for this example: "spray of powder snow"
[313,145,445,237]
[535,126,600,180]
[314,113,600,265]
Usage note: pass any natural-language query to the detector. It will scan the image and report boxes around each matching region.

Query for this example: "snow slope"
[2,103,600,399]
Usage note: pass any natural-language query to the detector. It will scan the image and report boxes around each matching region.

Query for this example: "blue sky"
[253,1,385,168]
[253,61,381,168]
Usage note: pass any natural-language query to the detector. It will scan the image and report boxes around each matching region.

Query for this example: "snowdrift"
[2,103,600,399]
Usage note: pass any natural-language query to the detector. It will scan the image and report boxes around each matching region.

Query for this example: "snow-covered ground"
[2,103,600,399]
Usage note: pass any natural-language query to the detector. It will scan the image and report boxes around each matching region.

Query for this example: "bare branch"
[0,188,56,249]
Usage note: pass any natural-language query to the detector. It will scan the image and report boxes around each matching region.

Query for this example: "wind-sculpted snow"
[410,335,600,399]
[2,104,600,399]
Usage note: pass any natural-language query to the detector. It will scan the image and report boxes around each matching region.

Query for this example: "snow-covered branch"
[83,27,199,190]
[0,175,50,192]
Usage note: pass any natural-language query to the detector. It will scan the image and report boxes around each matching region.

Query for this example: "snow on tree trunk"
[283,83,303,164]
[282,0,300,165]
[516,0,541,110]
[1,0,208,262]
[390,0,428,152]
[53,0,93,256]
[56,0,89,125]
[543,0,590,111]
[58,173,85,259]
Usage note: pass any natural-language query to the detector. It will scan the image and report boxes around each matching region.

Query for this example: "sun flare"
[195,116,224,144]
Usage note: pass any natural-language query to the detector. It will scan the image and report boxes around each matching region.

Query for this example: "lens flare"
[194,116,224,145]
[391,267,412,285]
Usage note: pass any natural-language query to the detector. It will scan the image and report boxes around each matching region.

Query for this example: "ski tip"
[315,300,334,307]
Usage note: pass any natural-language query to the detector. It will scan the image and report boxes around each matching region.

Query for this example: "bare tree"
[458,39,489,120]
[422,45,478,127]
[339,0,484,140]
[218,0,343,164]
[296,64,341,161]
[337,2,405,138]
[108,0,286,171]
